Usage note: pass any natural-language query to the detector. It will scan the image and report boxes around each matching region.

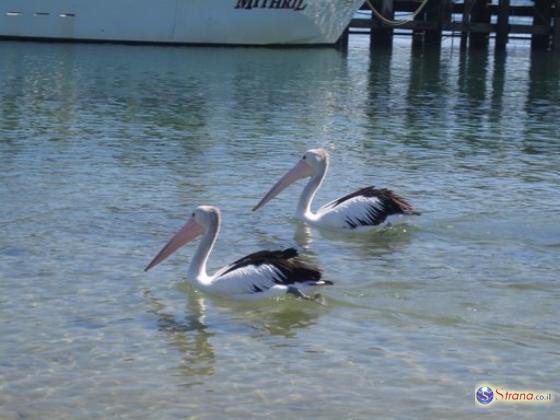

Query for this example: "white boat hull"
[0,0,364,46]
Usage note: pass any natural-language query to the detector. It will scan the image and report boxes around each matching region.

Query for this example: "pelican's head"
[192,205,221,229]
[301,148,329,172]
[144,206,220,271]
[253,148,329,212]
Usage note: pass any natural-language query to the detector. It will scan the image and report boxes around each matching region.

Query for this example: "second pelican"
[253,148,420,231]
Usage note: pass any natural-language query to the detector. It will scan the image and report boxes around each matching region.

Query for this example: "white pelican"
[253,148,420,231]
[145,206,331,300]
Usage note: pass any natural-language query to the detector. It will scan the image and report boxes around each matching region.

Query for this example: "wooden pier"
[342,0,560,52]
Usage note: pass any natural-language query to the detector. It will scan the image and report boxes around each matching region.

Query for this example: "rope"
[365,0,431,27]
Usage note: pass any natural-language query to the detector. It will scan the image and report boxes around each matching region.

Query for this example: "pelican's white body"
[307,196,404,231]
[0,0,364,46]
[197,264,314,300]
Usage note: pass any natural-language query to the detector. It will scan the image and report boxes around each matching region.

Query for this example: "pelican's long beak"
[144,218,203,271]
[253,159,314,211]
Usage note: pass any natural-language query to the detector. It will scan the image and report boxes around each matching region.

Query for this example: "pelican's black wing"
[321,186,420,229]
[220,248,323,285]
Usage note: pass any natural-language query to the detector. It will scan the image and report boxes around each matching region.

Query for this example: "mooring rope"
[365,0,431,27]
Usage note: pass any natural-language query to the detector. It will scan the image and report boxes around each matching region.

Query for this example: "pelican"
[253,148,420,231]
[145,206,331,300]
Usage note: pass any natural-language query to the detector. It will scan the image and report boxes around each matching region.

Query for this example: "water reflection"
[197,291,328,339]
[406,46,443,112]
[293,219,414,259]
[403,45,446,148]
[489,49,506,124]
[526,51,560,119]
[458,47,490,108]
[365,47,392,122]
[240,301,325,338]
[363,40,560,158]
[145,279,328,362]
[294,222,314,250]
[522,51,560,154]
[144,289,215,381]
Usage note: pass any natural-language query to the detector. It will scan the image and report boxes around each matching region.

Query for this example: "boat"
[0,0,364,46]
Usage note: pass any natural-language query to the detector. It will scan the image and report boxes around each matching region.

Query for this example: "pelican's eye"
[302,155,306,160]
[191,212,195,217]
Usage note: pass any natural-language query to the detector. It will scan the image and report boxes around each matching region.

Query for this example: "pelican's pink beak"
[144,218,203,271]
[253,159,314,211]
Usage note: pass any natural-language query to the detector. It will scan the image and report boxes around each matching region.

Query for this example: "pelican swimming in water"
[253,148,420,231]
[145,206,331,300]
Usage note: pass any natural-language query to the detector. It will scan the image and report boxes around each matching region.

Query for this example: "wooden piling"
[425,0,442,47]
[351,0,559,53]
[553,0,560,52]
[411,2,425,50]
[336,25,350,51]
[460,0,473,50]
[371,0,394,49]
[532,0,551,50]
[495,0,510,50]
[469,0,491,49]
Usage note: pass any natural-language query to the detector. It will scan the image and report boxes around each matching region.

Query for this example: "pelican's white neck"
[186,216,219,286]
[296,159,328,222]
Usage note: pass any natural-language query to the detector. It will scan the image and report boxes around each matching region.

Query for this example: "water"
[1,37,559,418]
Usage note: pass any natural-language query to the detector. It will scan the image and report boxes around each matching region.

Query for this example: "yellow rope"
[365,0,431,27]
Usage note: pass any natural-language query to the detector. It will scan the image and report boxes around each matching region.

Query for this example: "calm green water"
[1,37,559,418]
